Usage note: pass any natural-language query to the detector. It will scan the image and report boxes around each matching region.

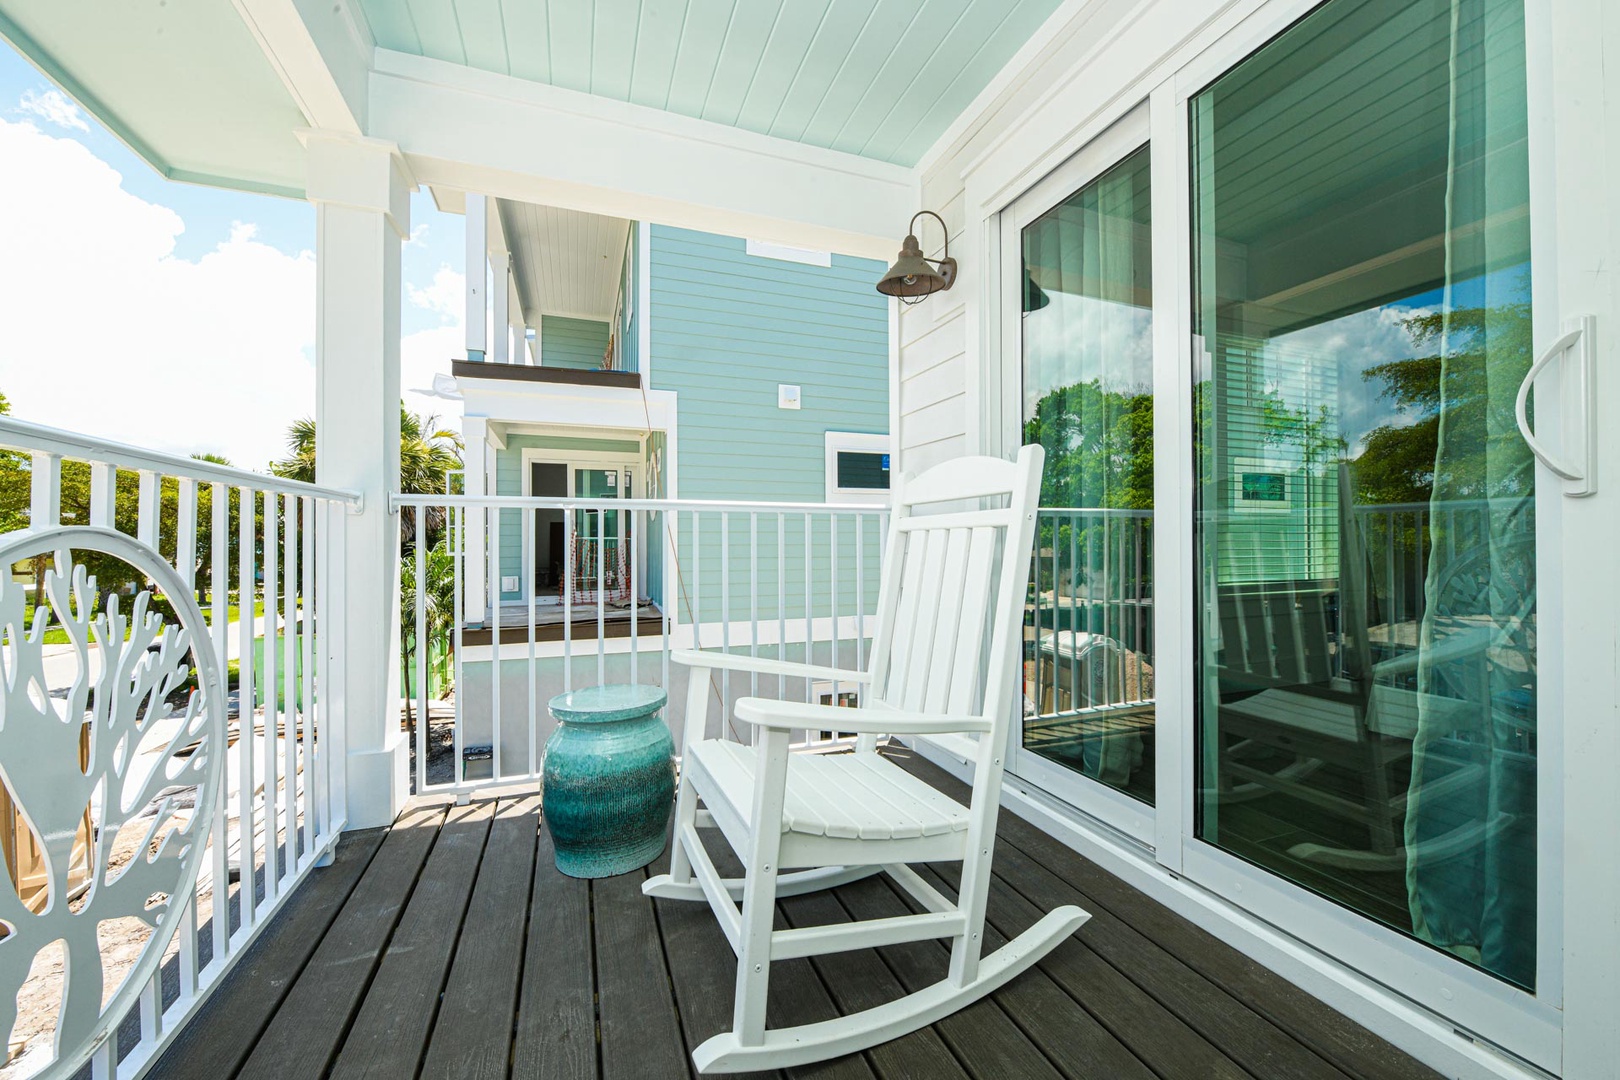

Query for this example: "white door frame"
[520,445,644,605]
[1000,103,1158,848]
[971,0,1568,1069]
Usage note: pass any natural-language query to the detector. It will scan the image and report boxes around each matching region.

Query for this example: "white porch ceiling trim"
[232,0,372,134]
[367,50,915,261]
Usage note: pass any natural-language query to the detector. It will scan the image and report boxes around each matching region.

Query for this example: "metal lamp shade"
[877,234,954,298]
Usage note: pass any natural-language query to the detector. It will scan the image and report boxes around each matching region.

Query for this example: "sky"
[0,41,470,471]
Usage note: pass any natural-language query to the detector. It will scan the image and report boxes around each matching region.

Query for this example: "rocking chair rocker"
[643,445,1089,1073]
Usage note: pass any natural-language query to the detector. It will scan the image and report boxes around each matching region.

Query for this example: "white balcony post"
[491,250,510,365]
[465,193,488,363]
[306,131,413,830]
[462,417,489,625]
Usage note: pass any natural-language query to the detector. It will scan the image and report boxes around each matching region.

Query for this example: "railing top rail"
[0,416,364,506]
[390,493,891,514]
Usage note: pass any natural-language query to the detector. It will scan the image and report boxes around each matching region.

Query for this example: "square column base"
[345,735,410,829]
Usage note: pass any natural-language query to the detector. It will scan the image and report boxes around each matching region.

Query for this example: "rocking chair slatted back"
[861,448,1042,761]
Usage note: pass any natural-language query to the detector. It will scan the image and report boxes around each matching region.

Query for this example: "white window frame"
[746,239,833,267]
[824,432,891,503]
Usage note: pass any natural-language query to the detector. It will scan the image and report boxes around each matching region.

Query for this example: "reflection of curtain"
[1404,0,1536,989]
[1025,156,1148,785]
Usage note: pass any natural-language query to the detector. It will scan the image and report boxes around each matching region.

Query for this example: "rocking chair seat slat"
[690,740,970,841]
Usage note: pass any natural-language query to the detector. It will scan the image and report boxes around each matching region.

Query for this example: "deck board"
[420,797,541,1080]
[234,805,446,1080]
[156,749,1441,1080]
[511,817,598,1080]
[150,828,386,1080]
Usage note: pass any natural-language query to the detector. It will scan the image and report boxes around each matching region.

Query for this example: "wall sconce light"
[876,210,957,304]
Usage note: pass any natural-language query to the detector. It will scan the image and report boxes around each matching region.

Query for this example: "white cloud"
[0,118,470,467]
[0,118,314,468]
[16,88,88,132]
[406,223,430,246]
[407,265,464,322]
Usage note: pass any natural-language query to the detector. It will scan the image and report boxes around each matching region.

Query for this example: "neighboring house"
[450,203,890,755]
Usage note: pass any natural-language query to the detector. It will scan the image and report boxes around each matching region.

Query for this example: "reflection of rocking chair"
[1216,529,1526,873]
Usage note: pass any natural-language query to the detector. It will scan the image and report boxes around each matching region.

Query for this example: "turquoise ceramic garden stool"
[543,684,675,878]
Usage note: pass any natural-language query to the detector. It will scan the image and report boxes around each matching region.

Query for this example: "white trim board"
[368,49,910,261]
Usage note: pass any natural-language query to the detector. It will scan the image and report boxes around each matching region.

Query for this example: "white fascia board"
[366,50,913,261]
[232,0,371,133]
[458,380,676,434]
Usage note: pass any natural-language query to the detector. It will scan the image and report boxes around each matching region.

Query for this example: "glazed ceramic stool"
[542,684,675,878]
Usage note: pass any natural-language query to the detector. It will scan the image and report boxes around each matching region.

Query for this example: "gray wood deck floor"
[153,749,1441,1080]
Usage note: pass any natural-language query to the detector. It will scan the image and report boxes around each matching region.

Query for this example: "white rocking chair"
[643,445,1089,1073]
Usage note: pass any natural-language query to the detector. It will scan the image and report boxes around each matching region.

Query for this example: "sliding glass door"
[1189,0,1538,990]
[1006,117,1158,838]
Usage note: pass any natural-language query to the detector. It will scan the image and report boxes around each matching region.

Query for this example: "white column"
[307,131,412,830]
[491,250,510,364]
[465,193,488,362]
[508,276,525,364]
[462,417,488,625]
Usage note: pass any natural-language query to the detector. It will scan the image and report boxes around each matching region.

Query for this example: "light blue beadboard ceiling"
[357,0,1065,166]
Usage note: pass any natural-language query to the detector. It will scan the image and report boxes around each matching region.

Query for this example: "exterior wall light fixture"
[876,210,957,304]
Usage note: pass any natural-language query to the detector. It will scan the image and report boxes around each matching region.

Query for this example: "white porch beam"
[306,130,412,830]
[232,0,370,133]
[465,193,488,362]
[367,50,913,261]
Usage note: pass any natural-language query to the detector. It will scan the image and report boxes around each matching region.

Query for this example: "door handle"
[1515,316,1595,496]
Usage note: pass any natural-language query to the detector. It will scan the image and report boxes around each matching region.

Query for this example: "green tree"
[399,539,457,727]
[1354,301,1534,506]
[271,405,462,549]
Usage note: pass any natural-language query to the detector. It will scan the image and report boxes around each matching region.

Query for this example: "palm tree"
[272,405,462,549]
[399,539,457,726]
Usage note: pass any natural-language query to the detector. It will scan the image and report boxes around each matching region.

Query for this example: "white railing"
[390,493,890,796]
[0,417,359,1078]
[1028,507,1156,718]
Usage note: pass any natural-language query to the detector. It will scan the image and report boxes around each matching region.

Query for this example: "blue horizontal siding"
[649,224,889,621]
[541,316,610,370]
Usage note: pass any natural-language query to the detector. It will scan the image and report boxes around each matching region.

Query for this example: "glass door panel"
[1190,0,1536,988]
[1019,144,1157,806]
[573,468,631,602]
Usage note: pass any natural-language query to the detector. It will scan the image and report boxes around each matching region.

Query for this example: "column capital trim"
[301,130,416,237]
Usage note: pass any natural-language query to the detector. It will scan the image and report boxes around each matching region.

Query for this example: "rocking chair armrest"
[671,650,872,685]
[732,697,992,736]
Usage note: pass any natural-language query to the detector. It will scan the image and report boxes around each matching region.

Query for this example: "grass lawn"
[21,596,267,645]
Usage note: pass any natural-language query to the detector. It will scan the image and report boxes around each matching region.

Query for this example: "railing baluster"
[803,512,812,707]
[414,504,428,796]
[283,494,299,866]
[136,468,159,550]
[301,496,316,857]
[262,492,280,896]
[721,510,731,719]
[491,501,502,781]
[777,512,786,702]
[596,507,606,687]
[452,505,466,790]
[176,478,198,591]
[630,506,640,685]
[749,513,758,700]
[526,504,538,775]
[562,504,574,692]
[89,461,117,527]
[29,450,60,527]
[209,482,229,966]
[235,486,256,928]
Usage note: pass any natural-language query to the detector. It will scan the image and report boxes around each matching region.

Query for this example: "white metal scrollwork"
[0,526,226,1078]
